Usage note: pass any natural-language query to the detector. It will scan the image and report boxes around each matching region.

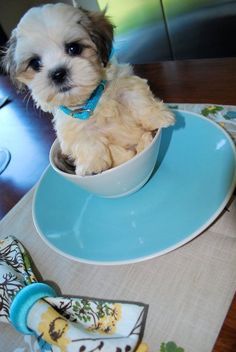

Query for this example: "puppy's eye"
[65,42,83,56]
[28,57,41,72]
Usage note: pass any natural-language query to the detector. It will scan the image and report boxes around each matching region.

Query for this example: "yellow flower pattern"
[38,306,70,351]
[136,343,149,352]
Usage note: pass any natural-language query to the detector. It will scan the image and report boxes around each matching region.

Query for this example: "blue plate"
[0,148,11,174]
[33,110,236,265]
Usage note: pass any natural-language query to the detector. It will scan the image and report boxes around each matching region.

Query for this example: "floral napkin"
[0,236,148,352]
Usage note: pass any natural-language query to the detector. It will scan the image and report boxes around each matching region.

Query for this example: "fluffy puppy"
[2,3,175,175]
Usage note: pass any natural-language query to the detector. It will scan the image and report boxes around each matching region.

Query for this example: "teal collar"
[59,79,107,120]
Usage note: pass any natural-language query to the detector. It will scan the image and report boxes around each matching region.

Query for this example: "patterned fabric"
[168,104,236,143]
[0,236,148,352]
[0,237,37,323]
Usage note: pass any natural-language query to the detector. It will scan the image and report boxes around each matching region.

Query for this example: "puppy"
[2,3,175,176]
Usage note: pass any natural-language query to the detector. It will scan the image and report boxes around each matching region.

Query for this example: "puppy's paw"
[136,132,153,154]
[74,143,112,176]
[109,144,135,167]
[75,157,111,176]
[156,107,175,128]
[142,103,175,130]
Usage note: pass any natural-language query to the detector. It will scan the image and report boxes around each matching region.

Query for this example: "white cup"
[49,129,162,198]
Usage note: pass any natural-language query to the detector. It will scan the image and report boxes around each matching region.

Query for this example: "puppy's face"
[2,3,113,112]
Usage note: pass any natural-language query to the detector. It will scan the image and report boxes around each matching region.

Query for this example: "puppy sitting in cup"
[2,3,175,176]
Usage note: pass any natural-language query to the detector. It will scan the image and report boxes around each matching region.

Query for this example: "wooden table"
[0,57,236,351]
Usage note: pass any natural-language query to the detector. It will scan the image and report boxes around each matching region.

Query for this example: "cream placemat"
[0,187,235,352]
[1,103,236,352]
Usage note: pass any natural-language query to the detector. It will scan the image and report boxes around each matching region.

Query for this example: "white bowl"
[49,129,162,198]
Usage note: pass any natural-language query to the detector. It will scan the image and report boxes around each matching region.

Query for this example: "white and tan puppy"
[2,3,175,175]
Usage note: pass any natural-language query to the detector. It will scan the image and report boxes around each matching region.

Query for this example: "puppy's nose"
[50,67,68,84]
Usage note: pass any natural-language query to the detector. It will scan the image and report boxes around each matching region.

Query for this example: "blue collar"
[59,79,107,120]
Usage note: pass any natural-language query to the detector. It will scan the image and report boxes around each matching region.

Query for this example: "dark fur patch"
[1,30,25,90]
[1,30,17,77]
[79,8,115,66]
[54,149,76,174]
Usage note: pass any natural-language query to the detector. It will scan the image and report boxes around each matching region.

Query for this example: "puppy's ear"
[1,30,24,90]
[80,9,115,66]
[1,30,17,79]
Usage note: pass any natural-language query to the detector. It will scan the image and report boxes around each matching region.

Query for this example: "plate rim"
[32,110,236,265]
[0,147,11,174]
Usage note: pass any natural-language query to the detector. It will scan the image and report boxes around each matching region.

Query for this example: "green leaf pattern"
[47,296,122,334]
[0,237,37,322]
[160,341,185,352]
[201,105,224,117]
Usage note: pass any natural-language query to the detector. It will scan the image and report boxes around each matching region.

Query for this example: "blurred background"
[0,0,236,64]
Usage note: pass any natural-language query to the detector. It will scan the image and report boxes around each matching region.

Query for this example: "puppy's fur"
[2,3,175,175]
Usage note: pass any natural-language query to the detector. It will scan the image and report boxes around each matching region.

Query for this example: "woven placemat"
[0,104,236,352]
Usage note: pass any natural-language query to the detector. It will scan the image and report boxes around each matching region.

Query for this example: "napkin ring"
[9,283,56,334]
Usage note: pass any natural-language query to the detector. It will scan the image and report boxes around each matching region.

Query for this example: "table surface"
[0,57,236,351]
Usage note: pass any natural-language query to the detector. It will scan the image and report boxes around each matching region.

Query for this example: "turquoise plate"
[33,110,236,265]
